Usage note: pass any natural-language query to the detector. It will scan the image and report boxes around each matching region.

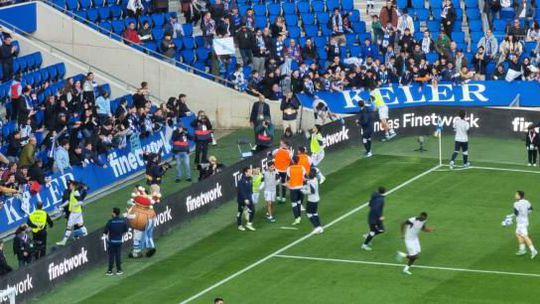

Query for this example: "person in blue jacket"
[356,100,374,157]
[237,167,256,232]
[361,187,386,251]
[103,207,128,275]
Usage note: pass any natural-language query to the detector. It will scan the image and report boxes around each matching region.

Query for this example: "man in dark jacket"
[0,240,13,276]
[249,94,271,129]
[362,187,386,250]
[13,224,31,268]
[0,35,18,81]
[171,124,193,182]
[190,110,214,164]
[103,207,129,275]
[356,100,374,157]
[236,26,255,66]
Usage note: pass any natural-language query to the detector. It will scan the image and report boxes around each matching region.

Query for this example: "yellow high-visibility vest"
[310,133,324,154]
[69,191,82,213]
[29,209,47,233]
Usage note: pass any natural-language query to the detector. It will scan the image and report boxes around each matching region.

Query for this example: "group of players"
[236,125,327,234]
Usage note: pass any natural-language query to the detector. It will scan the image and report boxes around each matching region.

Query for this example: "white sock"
[63,230,72,240]
[390,129,395,135]
[385,131,389,137]
[81,226,88,236]
[404,265,410,271]
[529,245,536,252]
[519,244,526,251]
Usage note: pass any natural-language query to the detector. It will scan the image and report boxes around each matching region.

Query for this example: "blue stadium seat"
[196,47,211,62]
[94,0,106,7]
[253,3,266,16]
[321,26,332,36]
[525,41,536,55]
[74,10,87,20]
[465,0,478,8]
[289,26,301,38]
[194,36,206,48]
[349,10,361,23]
[48,65,58,81]
[426,52,438,63]
[110,5,122,19]
[182,23,193,37]
[298,36,307,47]
[352,21,366,33]
[500,10,515,19]
[302,14,315,25]
[269,14,279,24]
[181,50,195,64]
[86,8,99,22]
[416,8,429,20]
[267,3,281,16]
[152,28,164,41]
[305,24,319,37]
[124,17,137,28]
[469,19,482,30]
[430,0,442,9]
[283,2,295,15]
[350,45,361,57]
[455,8,463,20]
[255,18,268,29]
[317,48,327,61]
[139,15,153,27]
[470,31,483,44]
[172,38,183,51]
[151,13,165,28]
[426,20,440,32]
[345,33,357,45]
[466,8,480,19]
[183,37,195,49]
[314,36,327,47]
[52,0,66,9]
[79,0,91,10]
[397,0,407,9]
[111,20,124,34]
[238,5,249,16]
[493,19,508,32]
[412,0,424,9]
[66,0,78,10]
[326,0,339,11]
[56,63,66,79]
[317,12,329,25]
[40,69,49,83]
[342,0,353,11]
[144,41,157,53]
[98,6,110,20]
[432,8,441,19]
[452,31,465,44]
[298,1,310,13]
[284,14,298,26]
[312,1,325,13]
[34,53,43,69]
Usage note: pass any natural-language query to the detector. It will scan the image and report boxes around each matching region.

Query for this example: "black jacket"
[236,30,255,50]
[526,130,539,147]
[103,216,129,245]
[249,101,271,126]
[368,192,385,225]
[13,233,31,260]
[280,96,300,121]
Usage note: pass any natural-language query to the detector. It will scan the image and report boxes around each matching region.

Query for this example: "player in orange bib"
[287,156,307,225]
[273,140,293,202]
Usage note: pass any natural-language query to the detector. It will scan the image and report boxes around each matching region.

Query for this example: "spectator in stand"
[160,33,177,62]
[6,131,23,163]
[201,12,216,47]
[506,54,523,81]
[53,139,71,174]
[361,38,379,60]
[164,15,184,39]
[492,63,507,79]
[499,34,523,64]
[379,1,399,29]
[0,241,12,276]
[371,15,384,46]
[0,34,18,82]
[133,81,150,109]
[228,8,242,33]
[507,19,527,41]
[329,8,347,46]
[526,21,540,41]
[210,0,225,21]
[271,16,288,38]
[171,123,192,183]
[477,29,499,61]
[254,119,274,152]
[13,225,31,268]
[472,46,489,80]
[236,25,254,66]
[326,37,341,62]
[516,0,536,20]
[96,90,112,123]
[190,110,213,164]
[249,94,271,130]
[126,0,143,17]
[243,8,256,31]
[252,28,269,76]
[435,30,451,57]
[521,57,538,80]
[455,50,468,72]
[18,86,34,126]
[441,0,456,38]
[397,8,415,36]
[280,92,299,134]
[138,21,153,42]
[302,38,317,62]
[216,15,232,37]
[399,28,415,53]
[192,0,209,25]
[232,64,247,91]
[123,22,141,45]
[82,72,97,103]
[181,0,194,23]
[18,137,36,167]
[418,31,435,54]
[283,39,302,72]
[7,74,22,121]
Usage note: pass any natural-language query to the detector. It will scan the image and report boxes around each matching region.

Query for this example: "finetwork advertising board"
[0,118,358,303]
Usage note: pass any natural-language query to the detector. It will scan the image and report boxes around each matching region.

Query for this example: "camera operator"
[171,123,193,183]
[27,201,53,259]
[13,224,32,268]
[143,151,170,195]
[197,155,225,181]
[255,119,275,153]
[190,111,214,164]
[56,180,89,246]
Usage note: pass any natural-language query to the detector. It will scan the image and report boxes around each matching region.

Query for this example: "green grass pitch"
[32,134,540,304]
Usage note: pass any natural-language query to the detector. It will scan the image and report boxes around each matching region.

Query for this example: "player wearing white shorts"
[450,110,470,168]
[262,162,280,222]
[308,125,326,183]
[56,181,89,246]
[397,212,433,275]
[513,190,538,258]
[371,89,396,141]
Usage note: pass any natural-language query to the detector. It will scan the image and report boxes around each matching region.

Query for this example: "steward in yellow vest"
[27,201,53,259]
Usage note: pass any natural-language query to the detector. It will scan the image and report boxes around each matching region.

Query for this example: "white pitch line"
[470,166,540,175]
[274,254,540,278]
[280,226,299,230]
[179,164,441,304]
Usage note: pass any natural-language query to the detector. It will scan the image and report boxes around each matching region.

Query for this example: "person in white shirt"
[302,168,324,234]
[262,162,280,222]
[450,110,470,168]
[513,190,538,258]
[397,212,433,275]
[397,8,414,36]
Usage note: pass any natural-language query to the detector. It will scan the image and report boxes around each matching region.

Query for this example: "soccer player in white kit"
[513,190,538,259]
[450,110,470,169]
[397,212,433,275]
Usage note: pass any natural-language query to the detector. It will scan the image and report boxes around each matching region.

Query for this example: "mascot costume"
[127,186,160,258]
